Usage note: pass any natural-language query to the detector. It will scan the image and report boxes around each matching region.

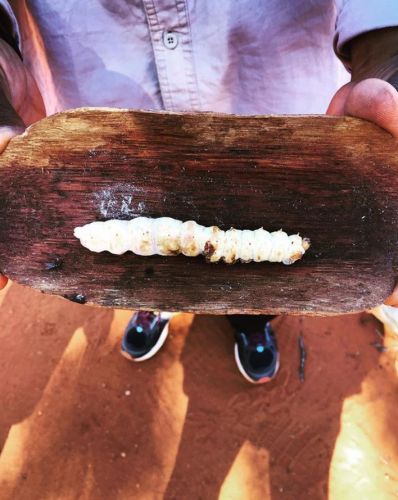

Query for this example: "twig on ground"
[298,335,306,382]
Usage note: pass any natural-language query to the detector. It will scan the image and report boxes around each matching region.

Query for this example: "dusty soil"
[0,282,398,499]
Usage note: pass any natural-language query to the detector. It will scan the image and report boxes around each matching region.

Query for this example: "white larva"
[73,217,310,265]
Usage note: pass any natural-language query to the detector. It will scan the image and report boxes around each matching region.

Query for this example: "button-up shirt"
[1,1,398,116]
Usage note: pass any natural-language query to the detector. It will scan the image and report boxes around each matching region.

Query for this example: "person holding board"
[0,1,396,383]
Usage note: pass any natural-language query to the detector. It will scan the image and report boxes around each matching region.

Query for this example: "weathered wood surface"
[0,108,397,315]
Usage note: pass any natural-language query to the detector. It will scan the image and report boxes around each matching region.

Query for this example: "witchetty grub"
[74,216,310,265]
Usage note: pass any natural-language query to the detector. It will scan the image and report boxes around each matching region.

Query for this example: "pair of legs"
[121,312,279,384]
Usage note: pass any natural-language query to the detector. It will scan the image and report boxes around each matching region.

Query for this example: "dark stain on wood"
[145,266,154,276]
[45,257,63,271]
[63,293,87,305]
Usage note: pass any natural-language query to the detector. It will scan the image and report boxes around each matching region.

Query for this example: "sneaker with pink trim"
[121,311,170,362]
[233,321,280,384]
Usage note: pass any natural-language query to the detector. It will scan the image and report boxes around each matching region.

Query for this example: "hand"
[0,39,46,289]
[326,28,398,306]
[326,78,398,137]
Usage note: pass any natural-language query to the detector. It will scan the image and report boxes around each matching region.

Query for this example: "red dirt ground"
[1,282,398,499]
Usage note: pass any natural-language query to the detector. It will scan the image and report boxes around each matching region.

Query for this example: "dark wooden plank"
[0,108,396,314]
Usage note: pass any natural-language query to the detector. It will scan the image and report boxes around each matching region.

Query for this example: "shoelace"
[136,311,158,331]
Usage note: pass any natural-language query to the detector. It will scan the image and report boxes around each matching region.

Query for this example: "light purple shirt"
[2,1,398,116]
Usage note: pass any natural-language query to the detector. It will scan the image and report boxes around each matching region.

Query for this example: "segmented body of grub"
[74,217,310,265]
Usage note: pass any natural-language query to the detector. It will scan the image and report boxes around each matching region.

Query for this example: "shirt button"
[163,30,178,50]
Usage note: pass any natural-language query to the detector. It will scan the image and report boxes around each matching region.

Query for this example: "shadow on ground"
[0,283,397,499]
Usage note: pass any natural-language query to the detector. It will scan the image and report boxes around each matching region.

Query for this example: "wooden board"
[0,108,397,315]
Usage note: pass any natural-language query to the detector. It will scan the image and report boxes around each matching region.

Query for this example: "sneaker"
[233,321,280,384]
[121,311,170,362]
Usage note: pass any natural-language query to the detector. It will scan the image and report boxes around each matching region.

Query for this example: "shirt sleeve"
[0,0,21,58]
[334,0,398,66]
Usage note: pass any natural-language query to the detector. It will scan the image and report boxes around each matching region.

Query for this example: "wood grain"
[0,108,397,315]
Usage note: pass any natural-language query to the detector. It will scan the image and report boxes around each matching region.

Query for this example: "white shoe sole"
[121,322,170,362]
[234,343,280,384]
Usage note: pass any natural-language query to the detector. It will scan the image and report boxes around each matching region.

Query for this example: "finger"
[0,124,25,154]
[384,283,398,307]
[326,82,354,116]
[0,273,8,290]
[344,78,398,138]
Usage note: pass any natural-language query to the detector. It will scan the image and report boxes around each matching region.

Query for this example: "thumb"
[326,82,354,116]
[344,78,398,138]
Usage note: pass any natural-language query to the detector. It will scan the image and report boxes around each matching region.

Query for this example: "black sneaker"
[121,311,170,362]
[233,321,280,384]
